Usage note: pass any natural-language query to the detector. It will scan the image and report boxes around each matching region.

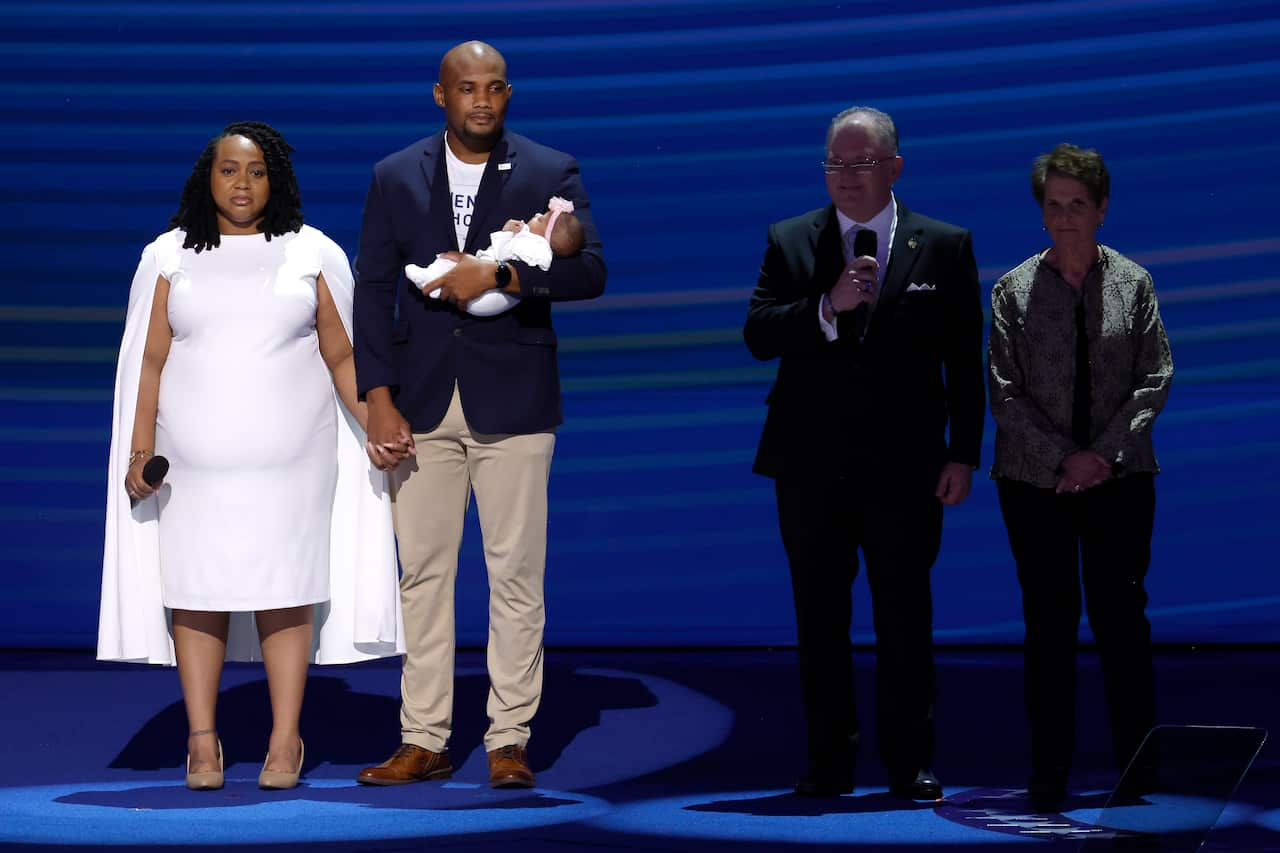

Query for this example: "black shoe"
[889,769,943,801]
[794,767,854,797]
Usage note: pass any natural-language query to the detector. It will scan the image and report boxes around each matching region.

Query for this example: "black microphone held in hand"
[142,455,169,487]
[843,228,877,340]
[853,227,877,261]
[130,455,169,507]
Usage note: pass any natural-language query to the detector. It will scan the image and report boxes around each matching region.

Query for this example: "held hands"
[828,256,880,315]
[1056,450,1112,494]
[364,396,415,472]
[433,253,500,307]
[352,400,370,434]
[934,462,973,506]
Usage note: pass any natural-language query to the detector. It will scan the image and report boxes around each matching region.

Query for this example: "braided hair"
[169,121,304,253]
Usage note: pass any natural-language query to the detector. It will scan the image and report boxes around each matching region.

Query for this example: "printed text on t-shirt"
[453,193,475,227]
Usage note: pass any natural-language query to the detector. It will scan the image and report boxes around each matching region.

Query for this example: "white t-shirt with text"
[444,137,486,250]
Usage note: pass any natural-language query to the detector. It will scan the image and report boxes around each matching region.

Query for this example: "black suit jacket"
[352,130,606,435]
[744,202,984,492]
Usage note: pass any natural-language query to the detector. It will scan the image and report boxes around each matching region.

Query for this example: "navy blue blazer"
[352,130,606,435]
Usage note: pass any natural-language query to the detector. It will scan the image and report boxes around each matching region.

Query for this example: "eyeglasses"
[821,157,894,175]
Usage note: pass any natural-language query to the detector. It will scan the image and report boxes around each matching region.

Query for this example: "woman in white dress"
[100,122,403,791]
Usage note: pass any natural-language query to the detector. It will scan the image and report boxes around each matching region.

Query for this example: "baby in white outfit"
[405,196,584,316]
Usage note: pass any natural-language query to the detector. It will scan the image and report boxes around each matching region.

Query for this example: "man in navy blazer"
[744,107,984,800]
[352,41,606,789]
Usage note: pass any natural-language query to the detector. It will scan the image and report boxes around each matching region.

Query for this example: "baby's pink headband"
[545,196,574,238]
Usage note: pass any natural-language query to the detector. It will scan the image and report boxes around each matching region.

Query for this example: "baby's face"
[527,211,550,237]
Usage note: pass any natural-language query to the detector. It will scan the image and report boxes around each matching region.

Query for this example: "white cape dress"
[98,227,405,665]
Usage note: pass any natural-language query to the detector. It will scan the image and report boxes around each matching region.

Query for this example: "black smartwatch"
[494,260,512,288]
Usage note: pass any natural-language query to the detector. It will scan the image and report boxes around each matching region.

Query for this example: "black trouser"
[776,476,942,782]
[996,474,1157,783]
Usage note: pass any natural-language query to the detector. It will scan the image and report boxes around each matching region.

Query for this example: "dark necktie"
[1072,295,1091,447]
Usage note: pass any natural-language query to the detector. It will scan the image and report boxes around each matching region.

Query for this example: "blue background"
[2,0,1278,647]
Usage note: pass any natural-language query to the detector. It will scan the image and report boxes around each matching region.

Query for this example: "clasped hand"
[365,399,416,472]
[432,253,500,307]
[1056,450,1111,494]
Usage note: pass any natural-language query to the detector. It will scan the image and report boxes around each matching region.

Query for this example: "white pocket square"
[906,282,936,292]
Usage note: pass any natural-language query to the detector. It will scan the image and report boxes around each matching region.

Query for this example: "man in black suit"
[744,107,984,799]
[351,41,606,789]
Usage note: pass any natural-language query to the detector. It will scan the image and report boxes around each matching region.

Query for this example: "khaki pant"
[390,386,555,752]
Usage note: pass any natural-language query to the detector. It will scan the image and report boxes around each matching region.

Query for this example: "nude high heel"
[258,738,304,790]
[185,730,224,790]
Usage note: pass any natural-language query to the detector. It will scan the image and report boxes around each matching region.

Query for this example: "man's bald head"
[439,41,507,85]
[433,41,511,159]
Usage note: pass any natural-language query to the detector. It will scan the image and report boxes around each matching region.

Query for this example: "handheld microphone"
[847,228,878,341]
[142,455,169,486]
[853,227,877,260]
[130,455,169,507]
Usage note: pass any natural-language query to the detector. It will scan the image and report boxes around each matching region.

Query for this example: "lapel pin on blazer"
[907,235,919,250]
[498,162,512,171]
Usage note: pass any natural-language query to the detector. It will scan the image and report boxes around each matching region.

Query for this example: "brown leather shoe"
[356,744,452,786]
[487,744,535,788]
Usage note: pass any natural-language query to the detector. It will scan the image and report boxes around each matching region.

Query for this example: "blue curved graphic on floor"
[3,781,610,845]
[0,664,731,846]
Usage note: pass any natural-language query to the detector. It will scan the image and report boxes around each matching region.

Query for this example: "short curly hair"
[1030,143,1110,207]
[168,121,304,253]
[549,213,585,257]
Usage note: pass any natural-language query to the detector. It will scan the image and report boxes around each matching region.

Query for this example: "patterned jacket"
[988,245,1173,487]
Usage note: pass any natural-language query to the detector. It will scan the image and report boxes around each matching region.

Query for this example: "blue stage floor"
[0,648,1276,851]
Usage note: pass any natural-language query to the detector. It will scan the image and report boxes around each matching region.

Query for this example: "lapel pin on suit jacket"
[498,162,512,171]
[907,235,919,250]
